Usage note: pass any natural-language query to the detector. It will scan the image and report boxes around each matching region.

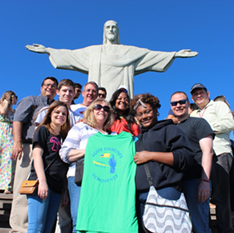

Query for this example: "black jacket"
[135,119,194,191]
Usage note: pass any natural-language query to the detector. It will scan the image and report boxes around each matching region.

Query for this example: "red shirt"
[111,118,141,136]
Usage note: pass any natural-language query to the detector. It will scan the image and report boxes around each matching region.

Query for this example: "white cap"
[118,85,128,92]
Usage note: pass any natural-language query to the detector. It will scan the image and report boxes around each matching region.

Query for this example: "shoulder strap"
[139,135,154,187]
[44,155,58,172]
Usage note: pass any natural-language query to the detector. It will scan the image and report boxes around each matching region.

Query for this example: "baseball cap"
[190,83,207,94]
[118,85,128,93]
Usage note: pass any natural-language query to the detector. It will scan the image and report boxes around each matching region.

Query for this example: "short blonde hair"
[83,98,114,131]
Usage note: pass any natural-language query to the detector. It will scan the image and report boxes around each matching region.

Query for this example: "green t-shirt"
[76,131,138,233]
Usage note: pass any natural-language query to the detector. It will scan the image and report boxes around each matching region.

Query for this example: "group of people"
[0,77,234,233]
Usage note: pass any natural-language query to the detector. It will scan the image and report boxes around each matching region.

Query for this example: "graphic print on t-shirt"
[93,153,117,173]
[91,147,123,183]
[49,137,61,152]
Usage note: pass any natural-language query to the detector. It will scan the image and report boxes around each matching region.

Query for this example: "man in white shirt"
[71,81,98,117]
[36,79,81,126]
[55,81,97,232]
[191,83,234,233]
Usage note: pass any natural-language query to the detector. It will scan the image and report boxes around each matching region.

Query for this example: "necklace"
[199,106,207,118]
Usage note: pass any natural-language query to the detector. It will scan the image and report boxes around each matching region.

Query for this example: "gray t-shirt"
[13,94,52,142]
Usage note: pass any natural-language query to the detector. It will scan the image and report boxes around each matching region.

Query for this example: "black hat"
[190,83,207,94]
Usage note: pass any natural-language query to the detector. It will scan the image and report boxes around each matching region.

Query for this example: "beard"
[106,33,117,42]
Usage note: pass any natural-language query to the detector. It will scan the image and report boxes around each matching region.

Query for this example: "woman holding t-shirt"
[60,98,114,233]
[131,94,194,232]
[27,101,70,233]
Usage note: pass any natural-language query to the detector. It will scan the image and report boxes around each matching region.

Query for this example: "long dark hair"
[39,101,71,138]
[109,89,136,133]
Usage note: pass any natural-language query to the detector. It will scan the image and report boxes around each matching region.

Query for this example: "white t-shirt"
[70,104,87,117]
[35,106,81,126]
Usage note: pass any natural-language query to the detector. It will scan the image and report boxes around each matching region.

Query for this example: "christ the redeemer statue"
[26,20,198,100]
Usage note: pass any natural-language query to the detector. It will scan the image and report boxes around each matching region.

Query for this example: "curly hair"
[83,98,114,131]
[131,93,161,114]
[109,89,137,133]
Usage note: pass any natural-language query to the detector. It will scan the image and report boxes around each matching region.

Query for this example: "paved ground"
[0,193,232,232]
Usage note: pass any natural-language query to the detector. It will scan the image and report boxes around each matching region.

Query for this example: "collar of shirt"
[197,100,213,113]
[39,94,53,105]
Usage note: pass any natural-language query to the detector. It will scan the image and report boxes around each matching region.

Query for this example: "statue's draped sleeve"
[48,47,91,74]
[133,48,176,75]
[46,45,176,99]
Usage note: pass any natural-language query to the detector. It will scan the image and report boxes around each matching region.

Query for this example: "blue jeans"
[136,187,181,233]
[27,188,61,233]
[182,179,211,233]
[68,176,81,233]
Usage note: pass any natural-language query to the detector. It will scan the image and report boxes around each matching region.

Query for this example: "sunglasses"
[98,93,106,98]
[94,104,110,112]
[171,99,187,106]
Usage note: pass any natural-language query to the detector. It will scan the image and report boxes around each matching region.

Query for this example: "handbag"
[143,176,192,233]
[139,138,192,233]
[19,180,39,194]
[19,153,59,195]
[74,158,84,186]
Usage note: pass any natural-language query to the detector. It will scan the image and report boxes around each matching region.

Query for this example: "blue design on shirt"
[109,155,116,173]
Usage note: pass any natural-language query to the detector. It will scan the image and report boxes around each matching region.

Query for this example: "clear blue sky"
[1,0,234,122]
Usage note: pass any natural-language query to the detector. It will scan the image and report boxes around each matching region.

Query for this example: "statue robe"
[48,44,176,99]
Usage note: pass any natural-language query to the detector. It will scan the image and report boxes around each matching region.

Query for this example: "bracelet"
[199,178,209,183]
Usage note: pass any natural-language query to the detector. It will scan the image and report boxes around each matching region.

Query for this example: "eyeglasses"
[98,93,106,98]
[170,99,187,106]
[136,108,153,118]
[94,104,110,113]
[43,83,57,88]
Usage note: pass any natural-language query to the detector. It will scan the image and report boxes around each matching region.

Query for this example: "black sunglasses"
[171,99,187,106]
[94,104,110,112]
[98,93,106,98]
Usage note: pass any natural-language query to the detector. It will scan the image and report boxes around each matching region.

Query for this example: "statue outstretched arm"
[174,49,198,58]
[25,44,49,54]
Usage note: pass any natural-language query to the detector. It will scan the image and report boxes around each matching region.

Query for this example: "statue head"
[103,20,120,45]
